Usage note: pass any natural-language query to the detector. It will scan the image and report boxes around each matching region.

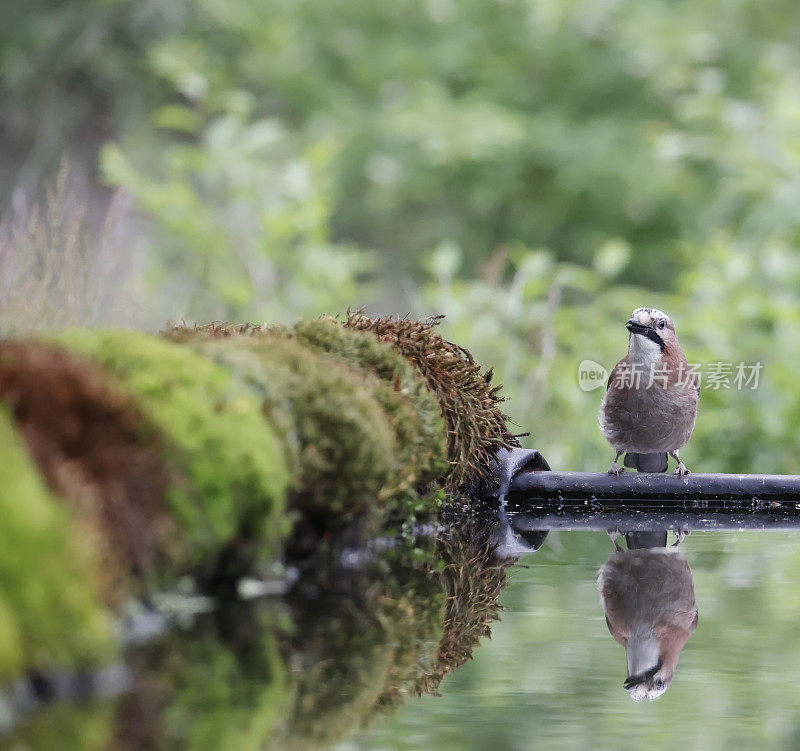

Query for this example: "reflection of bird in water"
[621,527,689,550]
[623,530,667,550]
[598,545,698,702]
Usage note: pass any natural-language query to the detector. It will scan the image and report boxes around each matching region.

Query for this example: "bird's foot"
[607,463,626,477]
[673,462,690,477]
[606,528,623,551]
[672,526,690,546]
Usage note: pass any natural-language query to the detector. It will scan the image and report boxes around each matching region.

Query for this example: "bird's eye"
[654,679,665,690]
[657,319,666,330]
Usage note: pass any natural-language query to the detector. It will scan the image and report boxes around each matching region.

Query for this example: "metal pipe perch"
[498,459,800,531]
[507,471,800,505]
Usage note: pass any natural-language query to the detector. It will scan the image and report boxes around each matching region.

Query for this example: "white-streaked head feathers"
[631,307,674,331]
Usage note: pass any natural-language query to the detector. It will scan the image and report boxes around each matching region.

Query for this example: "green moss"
[49,330,290,575]
[184,334,398,521]
[291,317,448,491]
[165,339,302,480]
[164,320,451,523]
[0,407,113,683]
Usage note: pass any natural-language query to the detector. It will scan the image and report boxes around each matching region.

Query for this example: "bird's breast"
[599,376,697,453]
[599,549,697,632]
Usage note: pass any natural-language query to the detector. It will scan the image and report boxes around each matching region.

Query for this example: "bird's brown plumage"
[599,307,699,474]
[599,547,698,701]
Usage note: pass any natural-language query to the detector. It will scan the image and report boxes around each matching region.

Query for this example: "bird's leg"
[606,528,623,551]
[672,525,690,546]
[607,450,626,476]
[669,449,690,476]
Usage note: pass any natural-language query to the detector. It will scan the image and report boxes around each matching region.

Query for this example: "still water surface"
[8,527,800,750]
[339,530,800,751]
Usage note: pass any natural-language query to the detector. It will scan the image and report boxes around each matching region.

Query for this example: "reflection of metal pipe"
[502,470,800,530]
[510,509,800,532]
[492,504,549,558]
[489,447,551,558]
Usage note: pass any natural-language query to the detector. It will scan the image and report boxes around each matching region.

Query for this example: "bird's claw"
[606,528,623,551]
[607,464,627,477]
[672,526,690,546]
[673,463,690,477]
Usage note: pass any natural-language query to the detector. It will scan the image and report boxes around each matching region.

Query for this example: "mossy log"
[0,407,113,685]
[0,315,514,686]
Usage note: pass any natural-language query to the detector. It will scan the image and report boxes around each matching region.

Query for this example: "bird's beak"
[626,318,649,334]
[625,318,665,350]
[623,659,662,690]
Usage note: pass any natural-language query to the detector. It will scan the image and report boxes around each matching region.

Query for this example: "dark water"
[7,522,800,750]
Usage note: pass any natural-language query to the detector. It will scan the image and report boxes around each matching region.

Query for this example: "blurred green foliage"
[422,240,800,476]
[3,0,800,477]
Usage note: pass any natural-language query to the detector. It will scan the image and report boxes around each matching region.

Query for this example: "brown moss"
[162,321,277,342]
[0,341,174,600]
[414,526,512,697]
[344,312,519,486]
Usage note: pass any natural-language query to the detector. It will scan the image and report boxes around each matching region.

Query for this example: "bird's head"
[623,656,673,702]
[625,307,678,363]
[623,616,695,702]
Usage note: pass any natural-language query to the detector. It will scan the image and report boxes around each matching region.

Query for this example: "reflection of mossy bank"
[0,315,514,693]
[3,522,508,751]
[277,536,446,750]
[156,525,506,751]
[215,525,508,751]
[111,607,290,751]
[412,522,512,698]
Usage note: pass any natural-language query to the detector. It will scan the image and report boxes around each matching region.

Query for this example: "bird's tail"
[623,452,668,473]
[624,531,668,549]
[622,451,669,549]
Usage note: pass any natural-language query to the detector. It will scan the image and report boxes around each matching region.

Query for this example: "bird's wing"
[604,615,628,647]
[689,607,699,633]
[685,361,701,402]
[606,357,629,390]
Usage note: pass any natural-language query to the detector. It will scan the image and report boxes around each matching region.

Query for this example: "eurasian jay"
[600,307,699,476]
